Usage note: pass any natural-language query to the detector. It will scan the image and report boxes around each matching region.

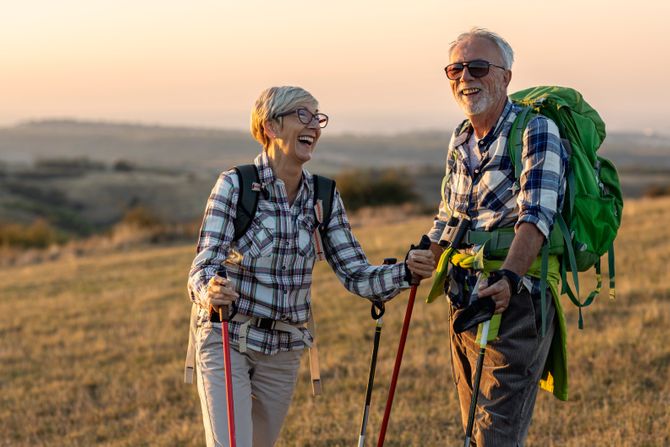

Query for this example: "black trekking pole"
[377,235,431,447]
[357,258,396,447]
[453,272,499,447]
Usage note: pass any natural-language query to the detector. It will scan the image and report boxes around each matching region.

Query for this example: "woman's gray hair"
[449,27,514,69]
[250,86,318,149]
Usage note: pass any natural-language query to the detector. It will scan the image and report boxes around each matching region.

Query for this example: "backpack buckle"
[254,318,277,330]
[439,216,472,249]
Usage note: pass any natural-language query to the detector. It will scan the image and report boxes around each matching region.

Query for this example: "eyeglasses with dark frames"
[274,107,329,128]
[444,60,507,80]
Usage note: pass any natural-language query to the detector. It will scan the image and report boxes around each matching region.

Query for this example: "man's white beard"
[456,83,507,117]
[457,93,493,116]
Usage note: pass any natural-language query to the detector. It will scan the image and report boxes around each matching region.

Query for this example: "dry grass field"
[1,197,669,446]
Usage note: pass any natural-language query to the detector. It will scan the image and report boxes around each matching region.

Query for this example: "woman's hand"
[205,275,239,312]
[406,249,436,279]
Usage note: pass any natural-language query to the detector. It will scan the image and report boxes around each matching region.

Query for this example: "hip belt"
[230,313,313,354]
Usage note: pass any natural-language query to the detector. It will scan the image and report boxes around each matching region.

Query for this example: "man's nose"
[460,65,475,81]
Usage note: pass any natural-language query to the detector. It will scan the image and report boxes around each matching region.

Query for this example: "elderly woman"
[187,86,434,447]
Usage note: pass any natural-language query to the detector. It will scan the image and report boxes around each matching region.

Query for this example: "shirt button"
[474,168,480,174]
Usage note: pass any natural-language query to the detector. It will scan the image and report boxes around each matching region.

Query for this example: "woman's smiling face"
[271,103,323,165]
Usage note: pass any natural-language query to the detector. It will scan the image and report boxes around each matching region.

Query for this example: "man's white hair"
[449,27,515,69]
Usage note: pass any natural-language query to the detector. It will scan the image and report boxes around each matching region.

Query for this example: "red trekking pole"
[213,270,236,447]
[377,235,431,447]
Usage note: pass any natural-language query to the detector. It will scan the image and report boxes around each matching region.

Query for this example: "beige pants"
[196,323,303,447]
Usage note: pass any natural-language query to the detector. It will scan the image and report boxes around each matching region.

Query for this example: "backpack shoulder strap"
[507,106,534,179]
[233,164,260,241]
[312,174,336,235]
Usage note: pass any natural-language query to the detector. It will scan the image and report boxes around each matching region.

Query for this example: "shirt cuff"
[516,214,551,239]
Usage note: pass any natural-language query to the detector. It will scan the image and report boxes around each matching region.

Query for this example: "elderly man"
[426,28,569,446]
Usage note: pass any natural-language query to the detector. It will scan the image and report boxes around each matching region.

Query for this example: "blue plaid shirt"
[428,101,569,294]
[188,151,408,355]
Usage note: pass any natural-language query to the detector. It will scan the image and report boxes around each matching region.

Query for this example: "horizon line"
[2,116,669,139]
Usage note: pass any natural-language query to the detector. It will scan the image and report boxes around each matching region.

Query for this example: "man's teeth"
[298,136,315,145]
[462,88,481,95]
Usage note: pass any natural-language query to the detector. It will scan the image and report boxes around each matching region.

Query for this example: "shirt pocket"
[236,215,274,260]
[296,214,316,258]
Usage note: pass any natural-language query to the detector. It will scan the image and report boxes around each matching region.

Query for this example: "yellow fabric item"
[425,246,569,401]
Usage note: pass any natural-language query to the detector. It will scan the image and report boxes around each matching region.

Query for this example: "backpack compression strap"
[312,174,336,261]
[313,174,336,236]
[233,164,261,241]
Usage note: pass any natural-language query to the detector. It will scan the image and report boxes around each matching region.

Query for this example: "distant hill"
[2,119,669,173]
[0,119,451,176]
[1,119,669,234]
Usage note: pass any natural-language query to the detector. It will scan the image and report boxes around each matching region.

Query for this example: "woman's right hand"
[205,275,239,312]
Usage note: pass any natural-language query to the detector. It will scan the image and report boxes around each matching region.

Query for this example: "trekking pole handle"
[409,235,432,286]
[213,269,238,322]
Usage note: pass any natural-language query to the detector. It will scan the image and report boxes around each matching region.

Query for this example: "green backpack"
[507,86,624,328]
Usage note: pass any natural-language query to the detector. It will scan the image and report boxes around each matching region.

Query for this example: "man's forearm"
[501,222,546,276]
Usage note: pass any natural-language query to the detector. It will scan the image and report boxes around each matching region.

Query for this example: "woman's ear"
[264,120,279,139]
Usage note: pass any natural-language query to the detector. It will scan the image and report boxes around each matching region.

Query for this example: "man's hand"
[406,249,436,279]
[477,275,512,314]
[205,275,239,312]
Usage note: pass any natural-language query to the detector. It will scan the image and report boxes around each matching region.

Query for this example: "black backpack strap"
[313,174,336,237]
[233,164,261,241]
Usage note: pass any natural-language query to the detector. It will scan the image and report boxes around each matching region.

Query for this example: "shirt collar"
[454,100,514,149]
[254,151,277,186]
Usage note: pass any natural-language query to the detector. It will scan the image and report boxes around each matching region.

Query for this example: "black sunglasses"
[274,107,329,128]
[444,59,506,80]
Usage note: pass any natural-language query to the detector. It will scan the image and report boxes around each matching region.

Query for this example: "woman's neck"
[266,149,303,204]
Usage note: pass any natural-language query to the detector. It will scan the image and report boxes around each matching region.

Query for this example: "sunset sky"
[2,0,669,134]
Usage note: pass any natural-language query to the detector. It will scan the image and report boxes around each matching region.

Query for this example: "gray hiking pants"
[196,323,303,447]
[449,288,556,447]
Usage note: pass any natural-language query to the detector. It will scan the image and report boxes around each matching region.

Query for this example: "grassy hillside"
[1,198,669,446]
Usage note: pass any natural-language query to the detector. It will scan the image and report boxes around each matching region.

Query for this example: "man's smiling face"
[449,36,510,120]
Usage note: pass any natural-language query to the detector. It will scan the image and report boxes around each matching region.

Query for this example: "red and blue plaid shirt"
[428,101,569,294]
[188,151,408,354]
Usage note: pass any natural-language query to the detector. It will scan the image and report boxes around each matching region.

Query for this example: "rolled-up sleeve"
[187,171,238,307]
[516,116,568,238]
[323,190,409,301]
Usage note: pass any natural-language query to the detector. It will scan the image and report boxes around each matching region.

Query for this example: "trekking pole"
[377,235,431,447]
[357,258,396,447]
[463,318,489,447]
[452,272,499,447]
[213,270,237,447]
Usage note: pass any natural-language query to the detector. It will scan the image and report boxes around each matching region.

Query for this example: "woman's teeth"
[298,135,315,145]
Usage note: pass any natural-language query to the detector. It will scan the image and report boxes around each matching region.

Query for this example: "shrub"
[113,160,135,172]
[643,184,670,198]
[335,168,417,211]
[0,219,65,248]
[120,206,162,228]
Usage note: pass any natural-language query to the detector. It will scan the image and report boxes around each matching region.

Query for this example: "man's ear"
[504,69,512,88]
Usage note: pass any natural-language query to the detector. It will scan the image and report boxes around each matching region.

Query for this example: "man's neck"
[469,99,508,140]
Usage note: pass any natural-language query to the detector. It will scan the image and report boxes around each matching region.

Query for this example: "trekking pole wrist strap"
[492,269,523,295]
